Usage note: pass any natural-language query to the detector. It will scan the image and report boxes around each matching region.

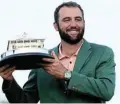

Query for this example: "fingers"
[0,65,9,72]
[36,63,52,67]
[36,51,60,68]
[2,66,16,75]
[2,69,14,80]
[40,51,59,63]
[0,65,16,80]
[42,58,55,63]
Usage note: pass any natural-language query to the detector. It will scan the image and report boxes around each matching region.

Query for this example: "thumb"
[51,51,59,61]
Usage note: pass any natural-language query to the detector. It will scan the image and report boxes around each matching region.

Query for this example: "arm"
[2,70,39,103]
[68,48,116,101]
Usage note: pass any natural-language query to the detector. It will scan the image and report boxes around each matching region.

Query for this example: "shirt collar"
[58,40,84,60]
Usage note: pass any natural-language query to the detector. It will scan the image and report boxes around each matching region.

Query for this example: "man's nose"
[69,20,77,27]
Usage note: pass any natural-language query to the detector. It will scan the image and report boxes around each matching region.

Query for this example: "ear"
[53,22,58,31]
[83,20,85,24]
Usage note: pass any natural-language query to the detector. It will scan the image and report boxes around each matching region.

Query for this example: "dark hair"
[54,1,84,24]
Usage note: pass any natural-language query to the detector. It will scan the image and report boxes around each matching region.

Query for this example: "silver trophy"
[0,33,53,70]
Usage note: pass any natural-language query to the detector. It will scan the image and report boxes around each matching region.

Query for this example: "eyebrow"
[75,16,82,19]
[64,15,82,18]
[62,17,71,20]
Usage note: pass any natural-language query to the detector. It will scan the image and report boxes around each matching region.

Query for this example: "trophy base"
[0,48,53,70]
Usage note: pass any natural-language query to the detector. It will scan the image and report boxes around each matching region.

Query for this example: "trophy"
[0,32,53,70]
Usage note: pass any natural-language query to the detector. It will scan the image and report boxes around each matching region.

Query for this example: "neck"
[60,39,83,56]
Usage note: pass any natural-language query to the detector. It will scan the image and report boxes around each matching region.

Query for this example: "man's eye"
[76,18,81,21]
[62,18,71,22]
[76,17,82,21]
[63,19,70,22]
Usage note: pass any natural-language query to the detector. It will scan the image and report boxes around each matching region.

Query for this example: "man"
[0,1,116,103]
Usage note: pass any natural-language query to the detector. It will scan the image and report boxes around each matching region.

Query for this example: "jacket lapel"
[73,39,92,73]
[52,44,59,56]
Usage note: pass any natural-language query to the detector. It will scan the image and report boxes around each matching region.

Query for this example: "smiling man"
[0,1,116,103]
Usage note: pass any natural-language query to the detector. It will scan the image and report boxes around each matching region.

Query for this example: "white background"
[0,0,119,103]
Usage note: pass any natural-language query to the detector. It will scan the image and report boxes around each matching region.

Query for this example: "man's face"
[55,7,85,44]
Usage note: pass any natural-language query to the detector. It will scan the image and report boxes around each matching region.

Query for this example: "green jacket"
[2,39,116,103]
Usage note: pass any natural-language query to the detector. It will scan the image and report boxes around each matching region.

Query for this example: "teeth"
[68,31,78,34]
[70,30,77,31]
[69,30,78,32]
[70,30,78,32]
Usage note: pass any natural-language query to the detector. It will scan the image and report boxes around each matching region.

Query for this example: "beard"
[58,26,84,45]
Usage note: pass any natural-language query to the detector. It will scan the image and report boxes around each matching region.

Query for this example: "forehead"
[58,6,82,18]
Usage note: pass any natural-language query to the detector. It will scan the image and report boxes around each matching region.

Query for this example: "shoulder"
[88,42,115,68]
[90,42,114,55]
[88,42,115,61]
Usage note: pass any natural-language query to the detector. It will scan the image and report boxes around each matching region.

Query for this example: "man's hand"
[39,51,66,79]
[0,65,16,80]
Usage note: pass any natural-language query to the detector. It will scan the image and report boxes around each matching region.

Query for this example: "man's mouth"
[67,30,79,34]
